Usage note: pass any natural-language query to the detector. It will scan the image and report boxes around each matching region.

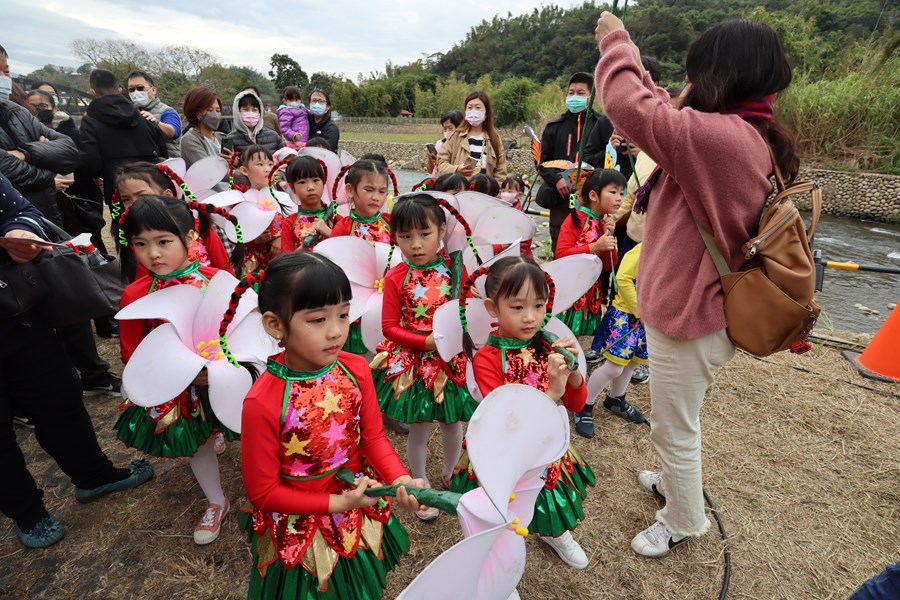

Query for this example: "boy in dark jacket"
[535,72,613,253]
[79,69,167,209]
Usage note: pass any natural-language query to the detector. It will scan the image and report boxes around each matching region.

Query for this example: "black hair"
[257,252,352,330]
[0,44,6,57]
[238,92,262,112]
[89,69,118,95]
[126,70,155,87]
[500,176,525,192]
[470,173,500,197]
[439,110,464,128]
[641,56,661,84]
[239,144,273,167]
[572,169,627,229]
[433,173,468,193]
[120,195,195,282]
[285,155,325,183]
[309,88,331,105]
[358,153,388,167]
[282,85,301,101]
[345,159,389,191]
[568,72,594,90]
[30,81,60,97]
[305,136,332,151]
[391,193,446,234]
[682,19,799,183]
[25,90,54,105]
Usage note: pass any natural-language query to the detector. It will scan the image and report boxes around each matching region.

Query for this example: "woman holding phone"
[436,91,507,180]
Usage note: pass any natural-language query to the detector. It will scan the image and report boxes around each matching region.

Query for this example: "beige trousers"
[645,324,735,537]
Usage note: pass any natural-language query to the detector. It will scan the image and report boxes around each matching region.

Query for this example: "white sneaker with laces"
[638,470,666,499]
[539,530,589,568]
[631,521,688,557]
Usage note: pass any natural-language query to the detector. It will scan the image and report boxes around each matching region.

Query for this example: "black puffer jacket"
[307,112,340,151]
[0,100,79,225]
[79,94,167,207]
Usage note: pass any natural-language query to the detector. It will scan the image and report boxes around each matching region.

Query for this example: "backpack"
[693,147,822,357]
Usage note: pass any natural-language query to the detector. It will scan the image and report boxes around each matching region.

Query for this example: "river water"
[392,170,899,334]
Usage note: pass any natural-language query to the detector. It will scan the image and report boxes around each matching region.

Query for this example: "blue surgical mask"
[287,101,303,109]
[566,95,588,113]
[310,102,327,116]
[0,76,12,102]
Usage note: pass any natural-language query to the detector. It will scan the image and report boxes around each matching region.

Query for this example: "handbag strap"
[691,214,731,277]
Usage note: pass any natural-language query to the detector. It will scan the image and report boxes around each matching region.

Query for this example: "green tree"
[492,76,538,127]
[269,54,309,94]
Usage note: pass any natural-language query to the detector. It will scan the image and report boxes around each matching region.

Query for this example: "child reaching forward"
[227,252,424,599]
[277,86,310,150]
[555,169,623,335]
[280,155,334,252]
[574,243,647,437]
[116,195,244,545]
[451,256,594,570]
[370,194,478,520]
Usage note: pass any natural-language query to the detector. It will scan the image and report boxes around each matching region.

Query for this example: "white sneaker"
[638,470,666,499]
[631,521,689,557]
[539,530,589,568]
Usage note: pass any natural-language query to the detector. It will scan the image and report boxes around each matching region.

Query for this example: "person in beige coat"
[436,91,507,180]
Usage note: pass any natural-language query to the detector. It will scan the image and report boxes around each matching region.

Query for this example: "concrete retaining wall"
[339,141,900,223]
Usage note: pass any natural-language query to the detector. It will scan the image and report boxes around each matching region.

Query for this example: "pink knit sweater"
[596,30,774,340]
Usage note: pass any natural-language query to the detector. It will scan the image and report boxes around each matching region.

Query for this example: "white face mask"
[130,90,151,108]
[465,109,486,127]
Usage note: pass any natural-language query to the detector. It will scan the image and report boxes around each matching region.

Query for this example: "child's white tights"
[189,437,227,506]
[586,361,637,405]
[407,421,463,485]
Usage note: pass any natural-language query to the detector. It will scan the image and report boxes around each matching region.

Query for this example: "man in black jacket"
[79,69,166,209]
[535,72,613,253]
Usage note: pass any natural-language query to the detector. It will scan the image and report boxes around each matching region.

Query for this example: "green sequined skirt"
[247,515,409,600]
[451,446,595,537]
[558,306,604,337]
[342,321,368,355]
[373,369,477,424]
[114,387,238,458]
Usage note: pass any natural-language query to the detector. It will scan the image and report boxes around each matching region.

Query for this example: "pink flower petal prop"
[183,156,228,195]
[115,284,202,347]
[228,202,278,242]
[542,254,604,315]
[433,299,492,363]
[469,239,523,297]
[361,294,385,354]
[204,189,246,209]
[299,147,342,201]
[205,358,254,433]
[315,236,375,287]
[339,150,356,165]
[472,206,536,246]
[161,158,186,178]
[121,324,207,407]
[348,283,370,322]
[226,312,279,363]
[190,271,240,343]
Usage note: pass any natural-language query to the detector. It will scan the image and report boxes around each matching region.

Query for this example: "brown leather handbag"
[693,150,823,357]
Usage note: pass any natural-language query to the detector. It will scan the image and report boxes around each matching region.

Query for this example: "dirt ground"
[1,326,897,600]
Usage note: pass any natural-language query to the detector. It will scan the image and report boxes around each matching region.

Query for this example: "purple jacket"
[277,106,310,144]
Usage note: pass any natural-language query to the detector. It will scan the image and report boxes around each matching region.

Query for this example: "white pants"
[645,324,735,537]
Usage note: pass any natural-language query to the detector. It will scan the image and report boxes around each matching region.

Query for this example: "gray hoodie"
[225,90,284,154]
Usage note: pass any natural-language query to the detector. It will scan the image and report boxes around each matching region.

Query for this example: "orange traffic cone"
[842,302,900,383]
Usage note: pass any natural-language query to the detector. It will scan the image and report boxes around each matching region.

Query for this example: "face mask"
[310,102,327,116]
[287,101,303,109]
[240,111,261,127]
[443,130,453,140]
[465,109,486,126]
[500,191,518,204]
[566,95,588,113]
[36,108,54,126]
[130,90,151,108]
[201,111,222,130]
[0,76,12,101]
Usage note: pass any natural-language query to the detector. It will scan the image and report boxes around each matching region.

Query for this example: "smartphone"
[426,143,436,154]
[464,155,478,168]
[222,138,234,153]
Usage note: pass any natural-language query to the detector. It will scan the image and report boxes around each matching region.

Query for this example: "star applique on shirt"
[437,281,452,297]
[614,316,628,327]
[317,388,343,419]
[520,347,537,367]
[412,283,428,300]
[283,433,311,457]
[356,224,370,238]
[435,264,450,278]
[413,302,429,318]
[322,418,345,447]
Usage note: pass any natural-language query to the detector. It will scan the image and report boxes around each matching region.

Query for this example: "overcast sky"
[4,0,592,79]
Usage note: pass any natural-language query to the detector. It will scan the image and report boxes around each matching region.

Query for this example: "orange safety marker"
[842,302,900,383]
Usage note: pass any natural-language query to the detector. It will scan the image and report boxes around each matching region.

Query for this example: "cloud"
[4,0,587,78]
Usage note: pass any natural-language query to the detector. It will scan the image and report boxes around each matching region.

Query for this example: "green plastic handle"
[335,468,462,515]
[540,330,579,371]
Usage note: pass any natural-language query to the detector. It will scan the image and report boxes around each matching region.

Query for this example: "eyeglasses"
[128,85,148,93]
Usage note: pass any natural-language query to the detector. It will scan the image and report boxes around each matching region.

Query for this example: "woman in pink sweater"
[594,14,799,557]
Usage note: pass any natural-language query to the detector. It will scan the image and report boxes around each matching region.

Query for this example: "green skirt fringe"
[450,449,595,538]
[342,322,368,355]
[247,515,409,600]
[558,306,604,337]
[114,389,238,458]
[373,370,477,424]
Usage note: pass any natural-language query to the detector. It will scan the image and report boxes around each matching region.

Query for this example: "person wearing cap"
[534,72,614,253]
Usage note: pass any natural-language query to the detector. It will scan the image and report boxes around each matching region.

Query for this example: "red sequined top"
[556,210,617,271]
[330,212,391,245]
[472,335,586,413]
[119,263,219,363]
[381,255,462,352]
[242,352,408,515]
[281,206,336,252]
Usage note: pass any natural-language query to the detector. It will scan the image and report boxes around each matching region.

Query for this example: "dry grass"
[2,333,898,600]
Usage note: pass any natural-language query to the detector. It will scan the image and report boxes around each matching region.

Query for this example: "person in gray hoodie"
[225,91,283,155]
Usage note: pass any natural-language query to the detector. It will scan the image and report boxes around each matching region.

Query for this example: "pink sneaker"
[193,499,229,545]
[213,432,226,456]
